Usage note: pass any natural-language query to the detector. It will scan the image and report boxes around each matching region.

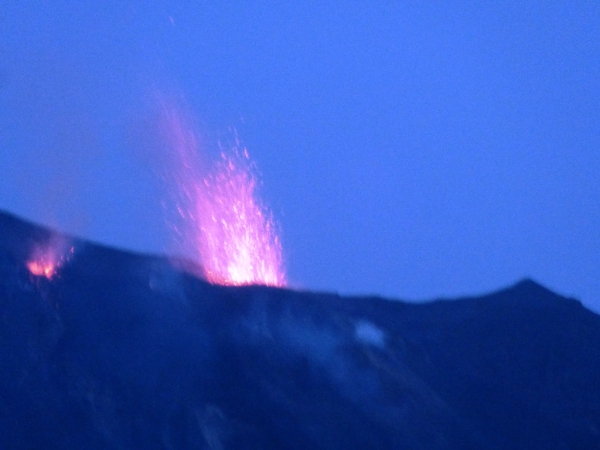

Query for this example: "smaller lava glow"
[27,259,58,279]
[26,241,74,280]
[160,106,286,287]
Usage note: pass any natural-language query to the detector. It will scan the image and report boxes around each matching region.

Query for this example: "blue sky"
[1,2,599,311]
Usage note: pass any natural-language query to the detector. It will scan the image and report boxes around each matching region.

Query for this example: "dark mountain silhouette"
[0,210,599,449]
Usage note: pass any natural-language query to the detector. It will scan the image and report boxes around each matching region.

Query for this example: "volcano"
[0,210,599,449]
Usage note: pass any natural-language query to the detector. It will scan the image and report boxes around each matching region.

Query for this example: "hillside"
[0,211,598,449]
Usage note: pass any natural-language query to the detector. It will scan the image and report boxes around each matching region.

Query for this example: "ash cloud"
[354,320,386,348]
[237,294,382,403]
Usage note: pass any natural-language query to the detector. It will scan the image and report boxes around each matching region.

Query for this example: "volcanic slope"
[0,210,599,449]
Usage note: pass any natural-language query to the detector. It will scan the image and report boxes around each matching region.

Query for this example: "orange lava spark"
[26,243,73,280]
[27,259,57,279]
[161,107,286,287]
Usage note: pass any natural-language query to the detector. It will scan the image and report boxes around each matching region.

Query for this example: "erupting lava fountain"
[160,107,286,287]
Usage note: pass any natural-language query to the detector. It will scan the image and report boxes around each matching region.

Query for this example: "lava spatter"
[160,107,286,287]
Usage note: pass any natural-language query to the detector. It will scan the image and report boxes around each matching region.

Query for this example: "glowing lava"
[160,107,286,287]
[27,259,58,279]
[195,149,285,286]
[26,240,74,280]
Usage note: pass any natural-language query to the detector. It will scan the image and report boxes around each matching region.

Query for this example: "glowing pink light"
[26,241,74,280]
[27,259,57,279]
[196,150,285,286]
[160,107,286,287]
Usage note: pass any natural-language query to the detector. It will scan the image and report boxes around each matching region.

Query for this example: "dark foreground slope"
[0,211,599,449]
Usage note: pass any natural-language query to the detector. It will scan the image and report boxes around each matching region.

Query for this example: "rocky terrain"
[1,211,598,449]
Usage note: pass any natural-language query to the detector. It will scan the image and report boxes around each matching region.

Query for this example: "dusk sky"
[1,2,599,311]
